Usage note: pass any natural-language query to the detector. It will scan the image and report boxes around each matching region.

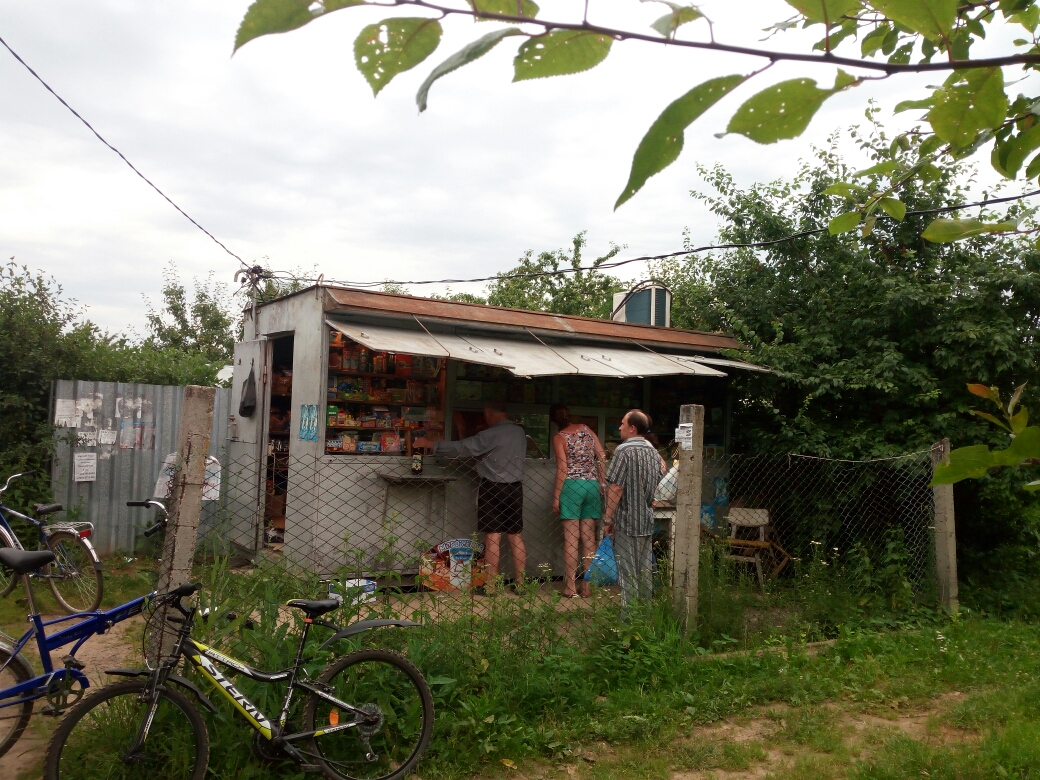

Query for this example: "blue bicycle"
[0,500,167,759]
[0,473,103,613]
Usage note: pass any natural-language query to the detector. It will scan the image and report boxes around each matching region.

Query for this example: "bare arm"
[552,434,568,514]
[589,426,607,486]
[603,483,623,535]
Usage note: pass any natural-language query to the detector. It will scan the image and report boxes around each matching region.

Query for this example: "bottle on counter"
[411,452,423,476]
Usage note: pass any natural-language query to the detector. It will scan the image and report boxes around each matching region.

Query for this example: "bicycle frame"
[0,504,100,581]
[133,602,372,761]
[0,587,154,711]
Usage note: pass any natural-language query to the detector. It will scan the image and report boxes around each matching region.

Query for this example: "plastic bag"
[584,536,618,585]
[654,463,678,503]
[239,364,257,417]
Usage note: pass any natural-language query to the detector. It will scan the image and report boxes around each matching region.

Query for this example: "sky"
[0,1,1023,334]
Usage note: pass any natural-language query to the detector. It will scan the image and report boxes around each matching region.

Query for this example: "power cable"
[277,188,1040,290]
[0,33,248,269]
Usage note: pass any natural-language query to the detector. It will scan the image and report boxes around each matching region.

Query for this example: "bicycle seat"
[0,548,56,575]
[286,598,340,618]
[32,503,63,517]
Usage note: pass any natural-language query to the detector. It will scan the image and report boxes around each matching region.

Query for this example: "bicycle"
[0,472,103,613]
[0,518,169,760]
[44,580,435,780]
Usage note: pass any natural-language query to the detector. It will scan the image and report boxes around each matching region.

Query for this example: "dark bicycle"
[44,580,434,780]
[0,472,103,613]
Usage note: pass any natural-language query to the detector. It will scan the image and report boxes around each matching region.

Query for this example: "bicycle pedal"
[40,704,62,716]
[62,655,86,670]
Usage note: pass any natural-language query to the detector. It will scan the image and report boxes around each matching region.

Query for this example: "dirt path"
[0,614,142,780]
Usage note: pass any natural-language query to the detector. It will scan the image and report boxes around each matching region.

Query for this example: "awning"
[326,319,736,378]
[666,354,772,374]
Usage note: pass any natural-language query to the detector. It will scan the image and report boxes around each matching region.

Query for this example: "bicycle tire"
[43,678,209,780]
[301,648,434,780]
[0,528,17,598]
[46,532,103,613]
[0,646,34,759]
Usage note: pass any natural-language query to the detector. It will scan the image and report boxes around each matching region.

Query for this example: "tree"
[0,262,221,510]
[422,232,624,316]
[235,0,1040,238]
[144,262,240,363]
[649,121,1040,551]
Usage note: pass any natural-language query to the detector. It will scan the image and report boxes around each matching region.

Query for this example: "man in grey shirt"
[604,409,664,605]
[413,401,527,583]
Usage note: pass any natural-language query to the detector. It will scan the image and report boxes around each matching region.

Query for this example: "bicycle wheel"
[0,646,34,759]
[0,529,17,598]
[301,649,434,780]
[46,532,102,613]
[43,679,208,780]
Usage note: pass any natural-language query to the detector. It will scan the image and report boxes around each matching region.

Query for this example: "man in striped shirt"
[604,409,664,606]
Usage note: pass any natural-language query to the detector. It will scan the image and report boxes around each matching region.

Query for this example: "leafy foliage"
[0,262,225,510]
[144,261,239,364]
[234,0,1040,230]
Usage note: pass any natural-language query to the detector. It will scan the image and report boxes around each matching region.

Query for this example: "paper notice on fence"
[54,399,79,427]
[77,429,97,448]
[675,423,693,451]
[73,452,97,482]
[98,429,117,445]
[154,454,222,500]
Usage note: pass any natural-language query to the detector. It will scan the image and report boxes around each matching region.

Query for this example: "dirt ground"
[1,614,142,780]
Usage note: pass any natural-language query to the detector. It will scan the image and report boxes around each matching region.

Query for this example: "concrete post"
[930,438,959,614]
[672,404,704,629]
[157,385,216,593]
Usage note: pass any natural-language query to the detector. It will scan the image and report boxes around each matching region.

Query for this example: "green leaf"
[968,383,999,401]
[469,0,539,20]
[1011,407,1029,434]
[972,410,1012,430]
[998,123,1040,178]
[1009,382,1027,414]
[823,182,866,198]
[861,23,890,56]
[417,28,523,111]
[930,444,993,484]
[235,0,366,51]
[894,97,934,114]
[870,0,958,42]
[853,160,899,177]
[785,0,861,23]
[994,425,1040,466]
[928,68,1009,150]
[921,218,988,242]
[726,70,859,144]
[879,197,906,220]
[355,17,443,96]
[1026,151,1040,179]
[828,211,862,234]
[615,75,747,208]
[1024,480,1040,491]
[513,31,613,81]
[861,213,878,236]
[650,5,704,38]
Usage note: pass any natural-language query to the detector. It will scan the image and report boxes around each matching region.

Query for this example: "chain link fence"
[172,440,942,626]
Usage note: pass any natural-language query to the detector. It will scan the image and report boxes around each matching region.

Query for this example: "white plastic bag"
[654,463,679,503]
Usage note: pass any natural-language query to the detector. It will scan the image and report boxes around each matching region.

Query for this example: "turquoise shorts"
[559,478,602,520]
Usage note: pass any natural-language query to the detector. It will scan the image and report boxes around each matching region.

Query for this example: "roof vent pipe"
[611,280,672,327]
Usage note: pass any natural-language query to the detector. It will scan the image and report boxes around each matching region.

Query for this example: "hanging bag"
[584,535,618,586]
[239,362,257,418]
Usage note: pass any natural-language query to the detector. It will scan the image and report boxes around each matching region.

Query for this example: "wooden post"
[672,404,704,629]
[157,385,216,593]
[930,438,958,614]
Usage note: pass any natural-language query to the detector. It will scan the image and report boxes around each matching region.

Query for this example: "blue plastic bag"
[584,536,618,585]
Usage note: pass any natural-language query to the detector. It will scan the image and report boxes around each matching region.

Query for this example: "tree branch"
[388,0,1040,73]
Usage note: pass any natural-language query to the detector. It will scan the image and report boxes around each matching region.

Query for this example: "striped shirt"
[606,436,662,536]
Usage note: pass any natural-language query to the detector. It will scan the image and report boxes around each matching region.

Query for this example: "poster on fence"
[153,454,223,500]
[418,539,488,591]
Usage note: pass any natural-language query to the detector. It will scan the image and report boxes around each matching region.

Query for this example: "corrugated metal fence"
[50,380,231,555]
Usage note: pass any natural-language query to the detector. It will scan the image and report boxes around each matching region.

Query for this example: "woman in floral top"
[550,403,606,597]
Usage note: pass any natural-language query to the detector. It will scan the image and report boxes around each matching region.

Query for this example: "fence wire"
[166,442,940,621]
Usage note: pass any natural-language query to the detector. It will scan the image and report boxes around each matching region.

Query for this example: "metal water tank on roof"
[611,283,671,327]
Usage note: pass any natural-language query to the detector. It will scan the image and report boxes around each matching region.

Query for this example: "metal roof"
[302,286,742,352]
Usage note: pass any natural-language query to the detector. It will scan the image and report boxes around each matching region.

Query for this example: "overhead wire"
[0,32,249,269]
[276,188,1040,290]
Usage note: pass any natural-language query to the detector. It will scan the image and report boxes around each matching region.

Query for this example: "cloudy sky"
[0,1,1019,334]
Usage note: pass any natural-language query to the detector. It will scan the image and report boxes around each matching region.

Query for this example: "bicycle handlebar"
[127,499,169,537]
